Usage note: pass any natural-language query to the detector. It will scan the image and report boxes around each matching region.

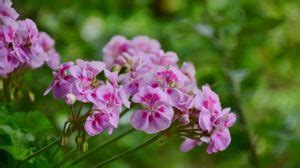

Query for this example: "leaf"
[0,125,34,160]
[12,111,54,137]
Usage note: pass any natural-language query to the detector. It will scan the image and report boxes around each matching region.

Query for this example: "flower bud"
[0,79,3,90]
[65,93,76,105]
[81,141,89,152]
[75,135,83,148]
[61,134,69,146]
[178,114,190,125]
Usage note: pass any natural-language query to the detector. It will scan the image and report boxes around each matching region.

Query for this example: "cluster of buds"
[45,35,236,154]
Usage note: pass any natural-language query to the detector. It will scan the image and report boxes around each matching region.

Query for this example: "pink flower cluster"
[0,0,60,78]
[45,35,236,154]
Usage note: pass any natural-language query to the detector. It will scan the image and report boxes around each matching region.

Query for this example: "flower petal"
[130,109,149,131]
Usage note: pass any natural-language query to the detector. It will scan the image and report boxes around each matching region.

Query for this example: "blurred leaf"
[12,112,53,137]
[0,125,34,160]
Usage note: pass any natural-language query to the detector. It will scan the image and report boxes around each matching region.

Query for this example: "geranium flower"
[131,86,174,134]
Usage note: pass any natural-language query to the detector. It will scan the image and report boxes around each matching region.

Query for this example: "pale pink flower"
[181,62,196,81]
[44,62,74,98]
[87,83,122,112]
[85,112,109,136]
[130,35,161,54]
[207,127,231,154]
[103,35,130,69]
[131,86,174,134]
[0,1,18,22]
[85,105,121,136]
[193,85,221,111]
[69,59,105,102]
[104,69,130,108]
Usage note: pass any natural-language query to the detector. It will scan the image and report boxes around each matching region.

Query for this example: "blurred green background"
[1,0,300,167]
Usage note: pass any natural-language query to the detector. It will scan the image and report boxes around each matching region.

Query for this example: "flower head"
[131,86,174,134]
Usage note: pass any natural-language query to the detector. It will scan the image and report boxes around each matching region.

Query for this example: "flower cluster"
[0,1,60,78]
[45,35,236,154]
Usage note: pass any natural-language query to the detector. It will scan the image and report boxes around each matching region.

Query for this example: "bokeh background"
[1,0,300,167]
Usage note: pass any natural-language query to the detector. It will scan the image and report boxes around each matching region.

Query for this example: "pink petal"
[131,109,149,131]
[199,107,213,132]
[207,128,231,154]
[180,138,200,152]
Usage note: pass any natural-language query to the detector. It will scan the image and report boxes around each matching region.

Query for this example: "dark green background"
[0,0,299,167]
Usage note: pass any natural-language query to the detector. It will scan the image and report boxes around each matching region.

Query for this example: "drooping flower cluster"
[44,59,129,136]
[0,1,60,78]
[45,35,236,154]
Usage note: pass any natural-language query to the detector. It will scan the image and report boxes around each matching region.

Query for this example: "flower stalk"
[70,128,135,165]
[91,134,161,168]
[18,137,60,167]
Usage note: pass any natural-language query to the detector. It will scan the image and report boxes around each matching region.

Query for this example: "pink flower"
[207,127,231,154]
[173,90,193,124]
[37,32,54,52]
[1,18,18,43]
[104,69,130,108]
[147,50,178,67]
[84,112,109,136]
[193,85,221,111]
[119,59,152,96]
[69,59,105,102]
[205,108,236,154]
[85,106,121,136]
[103,35,130,69]
[17,19,38,45]
[131,86,174,134]
[36,32,60,69]
[0,41,19,77]
[181,62,196,81]
[87,83,122,112]
[130,35,161,54]
[44,62,74,98]
[0,1,19,21]
[46,50,60,70]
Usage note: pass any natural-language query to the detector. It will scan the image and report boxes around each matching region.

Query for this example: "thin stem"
[70,105,75,120]
[120,108,130,118]
[91,134,161,168]
[49,145,60,161]
[59,109,132,165]
[17,137,60,167]
[69,128,135,166]
[76,103,84,120]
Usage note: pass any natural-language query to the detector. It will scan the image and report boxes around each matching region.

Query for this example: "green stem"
[70,105,75,120]
[69,128,135,166]
[17,138,60,167]
[91,134,161,168]
[120,108,130,117]
[76,103,84,120]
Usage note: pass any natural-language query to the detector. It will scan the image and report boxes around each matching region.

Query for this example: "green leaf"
[0,125,34,160]
[12,111,54,137]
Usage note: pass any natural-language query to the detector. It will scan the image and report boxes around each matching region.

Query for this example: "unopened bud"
[28,91,35,102]
[75,136,83,148]
[81,141,89,152]
[65,93,76,105]
[200,136,210,143]
[112,64,121,72]
[61,134,69,146]
[178,114,190,125]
